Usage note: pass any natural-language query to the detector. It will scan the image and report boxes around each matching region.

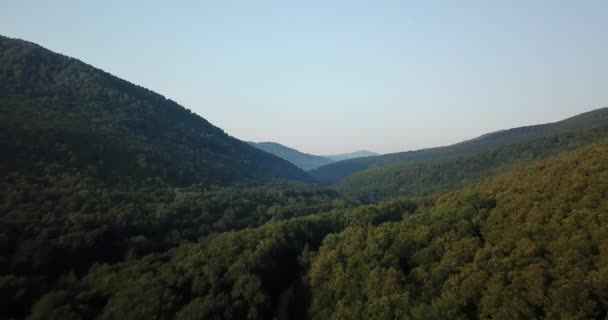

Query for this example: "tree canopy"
[2,34,607,319]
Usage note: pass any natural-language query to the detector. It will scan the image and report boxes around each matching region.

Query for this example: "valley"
[1,34,607,320]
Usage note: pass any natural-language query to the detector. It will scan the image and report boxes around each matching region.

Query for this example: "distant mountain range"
[310,107,608,184]
[247,141,378,171]
[247,142,333,171]
[324,150,378,162]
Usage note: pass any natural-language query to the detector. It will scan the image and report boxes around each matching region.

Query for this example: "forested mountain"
[325,150,379,162]
[6,141,607,319]
[247,141,334,171]
[0,35,310,186]
[337,124,608,202]
[306,142,608,319]
[310,108,608,184]
[2,34,608,320]
[0,35,321,318]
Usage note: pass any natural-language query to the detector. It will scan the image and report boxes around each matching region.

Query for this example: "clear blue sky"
[2,1,607,154]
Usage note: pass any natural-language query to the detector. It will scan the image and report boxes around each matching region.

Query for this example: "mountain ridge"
[0,35,311,186]
[2,34,607,320]
[310,107,608,184]
[337,124,608,201]
[247,141,379,171]
[247,141,334,171]
[324,150,379,162]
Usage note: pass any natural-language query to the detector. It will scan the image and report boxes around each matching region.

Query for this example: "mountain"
[324,150,379,162]
[305,141,608,319]
[11,140,608,319]
[337,124,608,201]
[247,142,378,171]
[310,107,608,184]
[0,35,310,186]
[247,141,334,171]
[3,34,608,319]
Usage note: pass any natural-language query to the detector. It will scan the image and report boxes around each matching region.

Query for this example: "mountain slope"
[307,141,608,319]
[337,124,608,201]
[17,140,608,319]
[247,141,334,171]
[0,35,310,185]
[310,107,608,183]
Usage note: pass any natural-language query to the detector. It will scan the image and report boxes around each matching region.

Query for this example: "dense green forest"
[0,178,355,318]
[310,107,608,184]
[306,142,608,319]
[4,140,607,319]
[337,125,608,202]
[1,35,607,319]
[0,36,310,186]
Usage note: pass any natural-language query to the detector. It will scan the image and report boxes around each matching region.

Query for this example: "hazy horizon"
[2,1,607,154]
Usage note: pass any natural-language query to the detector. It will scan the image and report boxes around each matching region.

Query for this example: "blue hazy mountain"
[325,150,379,162]
[248,141,378,171]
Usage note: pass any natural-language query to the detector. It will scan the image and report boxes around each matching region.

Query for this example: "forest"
[336,124,608,202]
[309,107,608,184]
[1,34,607,319]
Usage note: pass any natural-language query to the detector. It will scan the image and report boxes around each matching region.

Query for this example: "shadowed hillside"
[0,35,310,187]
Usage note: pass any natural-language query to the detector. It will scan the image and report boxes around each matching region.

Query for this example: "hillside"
[11,141,608,319]
[2,34,608,320]
[0,35,310,186]
[310,107,608,183]
[306,141,608,319]
[337,124,608,202]
[248,141,334,171]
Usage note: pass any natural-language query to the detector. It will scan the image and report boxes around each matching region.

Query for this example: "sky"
[1,1,607,154]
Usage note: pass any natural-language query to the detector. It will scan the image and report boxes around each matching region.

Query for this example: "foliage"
[5,143,608,319]
[310,108,608,184]
[2,35,608,319]
[306,143,608,319]
[337,126,608,202]
[0,176,351,318]
[0,35,310,186]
